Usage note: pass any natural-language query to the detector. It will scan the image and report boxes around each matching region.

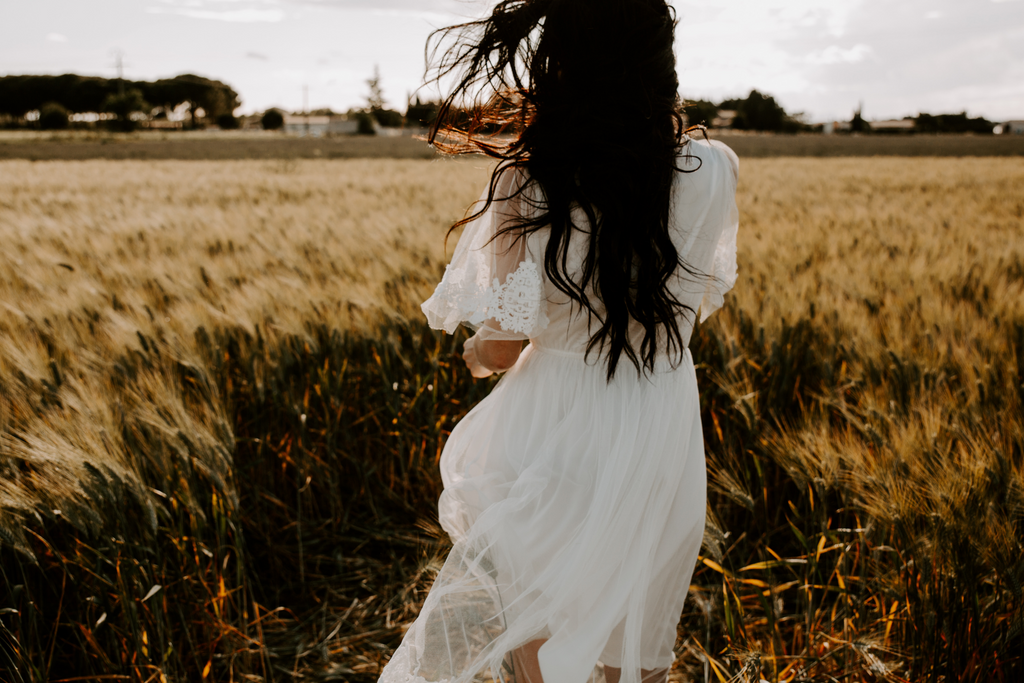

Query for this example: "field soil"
[1,130,1023,160]
[0,132,439,160]
[712,131,1024,157]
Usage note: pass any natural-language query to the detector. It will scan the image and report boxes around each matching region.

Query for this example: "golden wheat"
[0,158,487,578]
[1,155,1022,681]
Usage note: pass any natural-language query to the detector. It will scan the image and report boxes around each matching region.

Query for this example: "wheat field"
[0,156,1023,682]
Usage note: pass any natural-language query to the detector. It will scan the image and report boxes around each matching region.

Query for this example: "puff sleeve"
[665,138,740,325]
[421,168,550,341]
[697,141,740,322]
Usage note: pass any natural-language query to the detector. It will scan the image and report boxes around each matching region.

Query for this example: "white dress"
[380,138,740,683]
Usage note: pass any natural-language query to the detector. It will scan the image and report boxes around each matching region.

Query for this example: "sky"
[3,0,1023,123]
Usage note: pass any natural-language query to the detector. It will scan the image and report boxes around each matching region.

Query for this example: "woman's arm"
[463,333,523,378]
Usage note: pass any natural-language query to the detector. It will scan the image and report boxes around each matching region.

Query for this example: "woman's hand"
[463,334,524,379]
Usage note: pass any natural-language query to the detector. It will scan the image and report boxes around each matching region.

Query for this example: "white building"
[712,110,736,129]
[996,120,1024,135]
[821,120,852,135]
[283,115,359,137]
[869,119,915,133]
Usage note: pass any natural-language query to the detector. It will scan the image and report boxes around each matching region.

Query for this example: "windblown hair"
[427,0,703,379]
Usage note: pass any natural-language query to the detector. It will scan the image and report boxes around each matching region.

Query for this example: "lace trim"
[424,259,547,336]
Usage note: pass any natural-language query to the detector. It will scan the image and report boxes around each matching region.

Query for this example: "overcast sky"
[3,0,1023,122]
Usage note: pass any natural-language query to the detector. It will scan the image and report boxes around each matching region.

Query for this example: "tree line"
[2,72,1000,136]
[400,90,1001,136]
[0,73,240,131]
[684,90,998,134]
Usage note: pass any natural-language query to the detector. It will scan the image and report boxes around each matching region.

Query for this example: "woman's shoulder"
[678,136,739,183]
[668,136,739,252]
[670,138,739,214]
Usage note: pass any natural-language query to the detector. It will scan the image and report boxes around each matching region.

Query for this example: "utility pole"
[114,49,125,96]
[404,89,411,131]
[303,84,309,137]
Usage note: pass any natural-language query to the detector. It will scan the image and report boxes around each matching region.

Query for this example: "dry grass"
[0,158,489,681]
[0,157,485,534]
[0,156,1022,682]
[685,158,1024,682]
[0,158,482,334]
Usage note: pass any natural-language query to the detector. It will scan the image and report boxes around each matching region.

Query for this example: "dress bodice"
[422,137,740,361]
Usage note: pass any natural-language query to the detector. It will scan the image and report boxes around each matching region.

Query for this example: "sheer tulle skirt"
[379,344,706,683]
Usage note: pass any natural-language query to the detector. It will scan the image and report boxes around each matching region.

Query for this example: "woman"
[380,2,738,683]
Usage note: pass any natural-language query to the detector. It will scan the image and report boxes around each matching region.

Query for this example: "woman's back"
[424,137,739,363]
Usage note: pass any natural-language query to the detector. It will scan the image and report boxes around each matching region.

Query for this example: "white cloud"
[147,7,285,22]
[46,33,68,42]
[672,0,866,107]
[805,44,873,65]
[366,8,463,23]
[148,0,287,21]
[286,0,464,12]
[154,0,279,4]
[774,0,1024,120]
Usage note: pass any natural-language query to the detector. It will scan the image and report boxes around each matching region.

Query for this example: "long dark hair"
[427,0,702,379]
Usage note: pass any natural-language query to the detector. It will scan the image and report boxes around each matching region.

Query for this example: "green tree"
[366,65,385,114]
[68,76,113,114]
[850,105,870,133]
[216,113,239,129]
[355,111,375,135]
[717,96,746,111]
[359,66,405,130]
[732,90,787,131]
[0,74,98,117]
[144,74,241,129]
[374,109,403,128]
[915,111,994,134]
[682,99,718,128]
[39,101,70,130]
[0,73,241,129]
[406,97,439,128]
[261,109,284,130]
[103,88,149,132]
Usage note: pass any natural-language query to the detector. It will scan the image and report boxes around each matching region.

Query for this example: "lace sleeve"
[421,169,549,341]
[699,141,740,322]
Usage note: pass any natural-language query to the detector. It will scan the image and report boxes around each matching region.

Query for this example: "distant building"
[870,118,915,133]
[283,115,359,136]
[712,110,736,129]
[997,120,1024,135]
[821,120,852,135]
